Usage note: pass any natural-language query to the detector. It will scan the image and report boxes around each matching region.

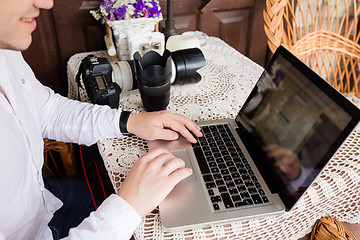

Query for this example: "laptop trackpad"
[172,149,196,179]
[148,138,197,180]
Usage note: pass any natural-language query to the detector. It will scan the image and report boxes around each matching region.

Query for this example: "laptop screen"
[235,46,359,210]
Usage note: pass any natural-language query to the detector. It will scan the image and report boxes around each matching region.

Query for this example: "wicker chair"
[43,139,78,178]
[263,0,360,97]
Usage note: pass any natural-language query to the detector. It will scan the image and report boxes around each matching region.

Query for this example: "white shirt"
[0,49,141,240]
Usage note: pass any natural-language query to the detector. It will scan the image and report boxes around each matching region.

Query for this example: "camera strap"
[75,64,86,90]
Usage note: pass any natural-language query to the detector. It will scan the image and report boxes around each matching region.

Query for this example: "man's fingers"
[143,127,179,141]
[162,157,186,175]
[127,110,202,143]
[175,127,197,143]
[173,113,202,136]
[263,144,278,152]
[174,113,201,132]
[138,148,171,164]
[167,167,193,186]
[163,119,200,143]
[159,112,202,143]
[271,147,288,158]
[155,122,197,143]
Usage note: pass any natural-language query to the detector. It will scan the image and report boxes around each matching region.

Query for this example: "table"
[67,37,360,239]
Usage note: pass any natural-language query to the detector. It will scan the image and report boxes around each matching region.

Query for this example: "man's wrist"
[119,111,131,134]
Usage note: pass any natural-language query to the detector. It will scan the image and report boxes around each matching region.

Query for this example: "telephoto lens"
[134,50,172,111]
[170,48,206,85]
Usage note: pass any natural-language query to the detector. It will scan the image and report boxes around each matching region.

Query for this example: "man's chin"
[0,38,32,51]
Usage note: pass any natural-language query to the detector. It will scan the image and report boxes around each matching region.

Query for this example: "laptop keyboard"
[192,124,269,212]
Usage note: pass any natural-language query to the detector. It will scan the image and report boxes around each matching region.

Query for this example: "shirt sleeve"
[63,194,141,240]
[35,81,125,146]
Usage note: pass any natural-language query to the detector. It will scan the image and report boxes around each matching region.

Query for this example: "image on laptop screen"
[237,52,353,209]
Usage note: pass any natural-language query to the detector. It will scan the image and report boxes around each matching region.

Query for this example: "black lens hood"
[133,50,172,87]
[171,48,206,84]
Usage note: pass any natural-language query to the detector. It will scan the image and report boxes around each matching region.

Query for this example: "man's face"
[0,0,54,51]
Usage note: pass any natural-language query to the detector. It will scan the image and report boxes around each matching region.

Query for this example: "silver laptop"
[148,46,360,231]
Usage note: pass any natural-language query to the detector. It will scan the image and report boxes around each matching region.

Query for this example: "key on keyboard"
[193,124,268,211]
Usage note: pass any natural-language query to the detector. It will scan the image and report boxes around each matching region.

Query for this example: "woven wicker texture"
[43,139,77,178]
[263,0,360,96]
[310,216,358,240]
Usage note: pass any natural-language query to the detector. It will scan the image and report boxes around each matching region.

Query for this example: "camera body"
[77,48,206,110]
[77,55,121,109]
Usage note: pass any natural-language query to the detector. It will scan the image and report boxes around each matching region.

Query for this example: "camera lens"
[171,48,206,85]
[134,50,172,111]
[111,60,137,92]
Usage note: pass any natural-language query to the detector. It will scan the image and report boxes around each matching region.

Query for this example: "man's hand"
[127,110,202,143]
[263,144,301,180]
[117,148,192,217]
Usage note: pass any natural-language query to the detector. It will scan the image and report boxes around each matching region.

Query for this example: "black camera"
[76,55,121,109]
[77,48,206,110]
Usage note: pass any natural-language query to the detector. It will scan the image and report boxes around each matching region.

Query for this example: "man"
[0,0,202,239]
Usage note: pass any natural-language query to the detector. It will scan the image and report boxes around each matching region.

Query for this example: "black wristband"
[119,111,131,134]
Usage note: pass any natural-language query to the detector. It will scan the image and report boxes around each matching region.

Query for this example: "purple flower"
[130,0,146,18]
[101,17,106,25]
[109,12,115,21]
[97,0,161,21]
[143,8,150,18]
[115,5,128,20]
[148,1,161,18]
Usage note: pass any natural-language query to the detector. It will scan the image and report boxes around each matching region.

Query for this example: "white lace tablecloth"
[67,37,360,239]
